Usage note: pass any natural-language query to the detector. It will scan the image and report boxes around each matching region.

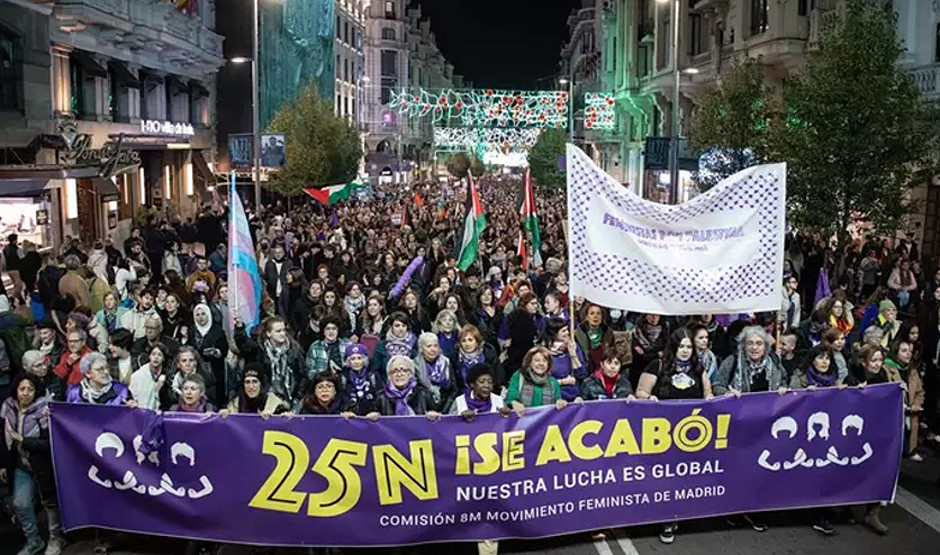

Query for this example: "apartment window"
[381,84,394,104]
[936,23,940,62]
[69,61,85,117]
[382,27,396,41]
[108,66,119,120]
[0,28,20,111]
[660,19,671,69]
[637,45,649,78]
[750,0,769,36]
[344,21,350,44]
[345,59,350,82]
[385,0,395,19]
[380,50,397,77]
[798,0,808,16]
[689,13,704,55]
[336,15,340,34]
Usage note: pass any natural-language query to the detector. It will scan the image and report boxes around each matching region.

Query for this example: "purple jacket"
[66,382,131,405]
[550,345,588,401]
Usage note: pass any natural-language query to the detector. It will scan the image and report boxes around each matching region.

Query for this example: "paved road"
[3,457,938,555]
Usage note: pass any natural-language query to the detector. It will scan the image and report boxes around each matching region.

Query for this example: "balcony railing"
[910,63,940,99]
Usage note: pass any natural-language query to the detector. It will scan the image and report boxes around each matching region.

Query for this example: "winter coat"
[65,382,132,405]
[581,371,635,401]
[375,383,435,416]
[0,397,55,501]
[235,327,307,406]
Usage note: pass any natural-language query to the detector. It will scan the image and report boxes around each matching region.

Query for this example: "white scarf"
[194,303,213,337]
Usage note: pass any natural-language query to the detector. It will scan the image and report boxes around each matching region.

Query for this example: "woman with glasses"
[369,355,439,419]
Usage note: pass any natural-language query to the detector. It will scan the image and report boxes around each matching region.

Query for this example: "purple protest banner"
[51,385,902,547]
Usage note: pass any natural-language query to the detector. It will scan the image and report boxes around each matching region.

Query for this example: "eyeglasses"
[389,368,411,376]
[315,383,336,391]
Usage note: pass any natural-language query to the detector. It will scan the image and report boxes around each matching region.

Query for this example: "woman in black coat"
[502,292,539,378]
[187,304,229,406]
[369,355,439,418]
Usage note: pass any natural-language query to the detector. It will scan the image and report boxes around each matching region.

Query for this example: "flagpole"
[229,171,240,331]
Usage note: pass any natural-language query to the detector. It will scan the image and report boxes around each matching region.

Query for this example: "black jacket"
[263,258,293,299]
[581,372,634,401]
[235,326,307,406]
[375,383,434,416]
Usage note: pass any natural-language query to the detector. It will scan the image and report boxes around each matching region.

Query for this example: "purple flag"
[329,209,339,229]
[51,385,902,547]
[815,269,832,306]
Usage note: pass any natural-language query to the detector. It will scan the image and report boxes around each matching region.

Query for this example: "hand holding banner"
[51,385,901,548]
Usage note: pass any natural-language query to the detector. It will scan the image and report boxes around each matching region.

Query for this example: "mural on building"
[260,0,335,128]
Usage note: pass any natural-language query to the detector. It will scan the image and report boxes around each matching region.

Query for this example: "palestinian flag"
[517,230,528,271]
[456,175,486,272]
[521,169,543,267]
[303,180,362,205]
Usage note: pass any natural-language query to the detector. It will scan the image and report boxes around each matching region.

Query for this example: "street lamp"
[228,0,263,214]
[657,0,681,205]
[559,78,573,142]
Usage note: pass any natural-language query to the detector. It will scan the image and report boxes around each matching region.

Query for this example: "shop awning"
[0,179,51,198]
[0,129,39,149]
[192,150,214,183]
[71,50,107,78]
[108,60,140,89]
[91,177,120,202]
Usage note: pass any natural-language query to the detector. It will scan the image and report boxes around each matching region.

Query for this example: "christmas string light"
[584,93,616,131]
[433,127,542,154]
[391,89,569,128]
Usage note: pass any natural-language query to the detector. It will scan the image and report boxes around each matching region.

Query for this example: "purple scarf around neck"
[384,377,417,416]
[425,356,448,387]
[806,363,836,387]
[464,391,492,413]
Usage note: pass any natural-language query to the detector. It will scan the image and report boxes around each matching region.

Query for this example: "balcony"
[910,63,940,100]
[53,0,224,78]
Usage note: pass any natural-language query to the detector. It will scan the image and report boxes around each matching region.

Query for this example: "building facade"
[334,0,368,123]
[362,0,462,183]
[0,0,223,248]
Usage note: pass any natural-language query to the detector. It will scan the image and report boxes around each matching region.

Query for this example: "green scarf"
[519,368,555,407]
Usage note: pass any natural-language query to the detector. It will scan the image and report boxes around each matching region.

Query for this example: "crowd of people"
[0,176,936,555]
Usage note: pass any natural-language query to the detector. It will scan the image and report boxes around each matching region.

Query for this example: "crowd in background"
[0,177,936,555]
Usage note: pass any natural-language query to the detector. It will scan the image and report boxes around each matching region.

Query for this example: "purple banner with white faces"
[50,385,902,547]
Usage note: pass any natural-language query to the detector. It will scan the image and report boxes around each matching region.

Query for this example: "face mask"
[610,310,622,320]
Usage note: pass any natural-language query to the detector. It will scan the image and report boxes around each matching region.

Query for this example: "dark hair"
[656,329,705,399]
[387,311,410,328]
[601,344,621,363]
[686,323,710,352]
[238,362,271,414]
[320,315,342,331]
[109,328,134,352]
[466,363,495,385]
[12,373,45,402]
[540,317,569,346]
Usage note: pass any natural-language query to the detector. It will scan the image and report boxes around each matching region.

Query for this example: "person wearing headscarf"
[338,343,380,416]
[414,332,457,413]
[505,346,566,410]
[1,374,65,555]
[371,312,418,383]
[65,352,134,406]
[223,363,289,417]
[371,355,437,418]
[714,326,788,396]
[188,303,228,406]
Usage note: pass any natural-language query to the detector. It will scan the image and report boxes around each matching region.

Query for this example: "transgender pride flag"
[227,172,262,334]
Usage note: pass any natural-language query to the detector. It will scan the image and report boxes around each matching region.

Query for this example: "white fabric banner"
[566,144,786,315]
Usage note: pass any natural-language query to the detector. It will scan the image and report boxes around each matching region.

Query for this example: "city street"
[4,456,937,555]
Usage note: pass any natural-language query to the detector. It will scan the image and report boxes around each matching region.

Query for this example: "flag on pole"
[400,205,409,228]
[228,172,263,334]
[303,180,362,205]
[814,269,832,306]
[517,231,528,271]
[413,191,425,207]
[521,169,543,267]
[456,175,486,272]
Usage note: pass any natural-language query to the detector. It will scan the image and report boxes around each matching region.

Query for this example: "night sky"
[415,0,583,91]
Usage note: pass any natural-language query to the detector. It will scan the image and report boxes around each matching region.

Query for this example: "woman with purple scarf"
[371,312,418,383]
[339,343,380,416]
[449,362,505,416]
[453,325,503,391]
[414,332,457,413]
[369,355,439,419]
